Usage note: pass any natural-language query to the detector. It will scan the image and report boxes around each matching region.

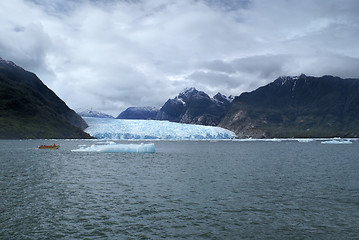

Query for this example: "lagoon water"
[1,139,359,239]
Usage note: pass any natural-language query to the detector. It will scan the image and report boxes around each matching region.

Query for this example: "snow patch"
[174,97,186,105]
[179,87,197,96]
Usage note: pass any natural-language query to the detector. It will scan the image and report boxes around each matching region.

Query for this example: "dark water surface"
[1,139,358,239]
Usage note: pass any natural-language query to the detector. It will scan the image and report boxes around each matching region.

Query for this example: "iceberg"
[321,138,352,144]
[72,142,155,153]
[295,138,315,143]
[83,117,236,140]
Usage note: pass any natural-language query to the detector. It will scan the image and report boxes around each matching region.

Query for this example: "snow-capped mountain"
[213,92,233,105]
[77,109,114,118]
[116,107,159,120]
[156,88,232,126]
[219,74,359,138]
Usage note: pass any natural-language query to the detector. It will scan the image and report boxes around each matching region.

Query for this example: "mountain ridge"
[0,57,92,139]
[117,107,159,120]
[156,88,232,126]
[219,74,359,138]
[5,55,357,139]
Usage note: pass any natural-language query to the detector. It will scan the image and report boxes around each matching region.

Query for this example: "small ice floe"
[296,138,315,143]
[231,138,284,142]
[72,143,155,153]
[321,138,352,144]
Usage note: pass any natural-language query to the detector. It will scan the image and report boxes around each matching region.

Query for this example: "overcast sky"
[1,0,359,115]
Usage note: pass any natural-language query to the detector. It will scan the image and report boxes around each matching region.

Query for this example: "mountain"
[77,109,114,118]
[116,107,159,120]
[156,88,232,126]
[219,74,359,138]
[0,57,92,139]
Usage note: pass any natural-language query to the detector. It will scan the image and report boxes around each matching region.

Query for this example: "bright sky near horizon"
[1,0,358,115]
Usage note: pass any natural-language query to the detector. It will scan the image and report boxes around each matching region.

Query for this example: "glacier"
[83,117,236,140]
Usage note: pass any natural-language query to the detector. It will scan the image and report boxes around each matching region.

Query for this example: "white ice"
[321,139,352,144]
[295,139,315,142]
[72,142,155,153]
[83,117,236,140]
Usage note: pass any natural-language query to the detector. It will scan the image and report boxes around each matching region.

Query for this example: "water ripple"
[1,140,359,239]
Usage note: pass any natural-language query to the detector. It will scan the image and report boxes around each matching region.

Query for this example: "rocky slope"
[219,74,359,138]
[117,107,159,120]
[0,57,92,139]
[156,88,232,126]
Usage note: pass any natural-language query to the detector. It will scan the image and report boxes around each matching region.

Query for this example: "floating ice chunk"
[321,139,352,144]
[296,139,315,142]
[72,143,155,153]
[232,138,285,142]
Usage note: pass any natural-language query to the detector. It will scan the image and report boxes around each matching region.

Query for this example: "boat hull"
[38,145,60,149]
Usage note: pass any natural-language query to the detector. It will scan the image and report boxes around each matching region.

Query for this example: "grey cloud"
[13,25,25,32]
[199,55,291,78]
[291,54,359,79]
[201,0,251,11]
[198,60,236,74]
[188,71,238,87]
[189,52,359,97]
[1,0,359,115]
[0,22,53,76]
[230,55,292,78]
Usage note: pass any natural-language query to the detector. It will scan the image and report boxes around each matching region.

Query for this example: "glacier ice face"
[83,117,236,140]
[72,142,155,153]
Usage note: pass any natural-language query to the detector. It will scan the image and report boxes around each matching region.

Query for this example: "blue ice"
[83,117,236,140]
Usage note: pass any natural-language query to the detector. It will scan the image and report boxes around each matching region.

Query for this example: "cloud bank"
[1,0,358,115]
